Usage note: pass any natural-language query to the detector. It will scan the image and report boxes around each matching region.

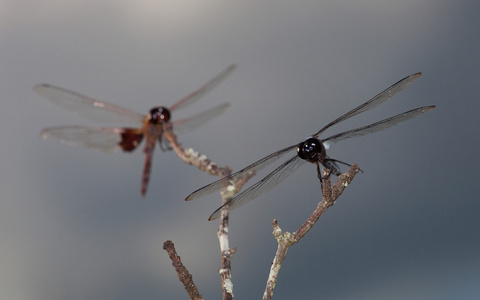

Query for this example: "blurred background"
[1,1,479,299]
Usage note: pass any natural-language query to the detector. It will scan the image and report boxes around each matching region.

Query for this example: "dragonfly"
[186,72,436,220]
[36,65,236,196]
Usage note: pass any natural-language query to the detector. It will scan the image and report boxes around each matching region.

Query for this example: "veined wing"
[323,106,436,145]
[314,73,422,137]
[34,84,145,125]
[169,65,237,112]
[185,144,298,201]
[209,155,306,220]
[40,126,144,154]
[171,103,230,134]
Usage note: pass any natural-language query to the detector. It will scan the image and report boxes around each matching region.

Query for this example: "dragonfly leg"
[323,158,341,176]
[315,161,324,189]
[158,134,173,151]
[325,158,364,174]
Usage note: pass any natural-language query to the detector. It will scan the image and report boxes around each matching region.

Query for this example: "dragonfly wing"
[34,84,145,125]
[40,126,144,153]
[171,103,230,134]
[323,106,436,144]
[185,144,298,201]
[209,155,306,220]
[314,73,422,137]
[168,65,236,112]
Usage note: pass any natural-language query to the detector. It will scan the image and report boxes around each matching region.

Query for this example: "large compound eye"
[149,107,171,124]
[297,137,324,162]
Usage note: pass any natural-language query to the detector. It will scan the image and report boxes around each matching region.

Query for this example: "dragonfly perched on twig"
[186,72,435,220]
[36,65,236,196]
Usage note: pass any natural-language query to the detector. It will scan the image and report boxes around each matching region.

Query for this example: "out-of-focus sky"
[1,1,479,299]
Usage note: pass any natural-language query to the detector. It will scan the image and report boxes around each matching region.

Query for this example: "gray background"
[1,1,479,299]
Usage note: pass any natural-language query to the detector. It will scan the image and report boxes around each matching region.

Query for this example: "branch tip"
[162,240,203,300]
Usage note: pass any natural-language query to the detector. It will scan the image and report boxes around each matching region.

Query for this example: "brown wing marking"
[119,129,144,152]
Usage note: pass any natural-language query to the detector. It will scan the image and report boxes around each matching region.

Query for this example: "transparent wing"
[209,155,306,220]
[323,106,436,145]
[314,73,422,137]
[208,106,435,220]
[40,126,143,153]
[34,84,145,125]
[171,103,230,134]
[185,144,298,201]
[169,65,237,112]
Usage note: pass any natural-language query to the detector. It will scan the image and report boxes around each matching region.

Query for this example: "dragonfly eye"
[297,137,324,162]
[149,107,171,124]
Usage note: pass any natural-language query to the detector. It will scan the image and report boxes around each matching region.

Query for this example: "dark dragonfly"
[186,72,435,220]
[36,65,236,196]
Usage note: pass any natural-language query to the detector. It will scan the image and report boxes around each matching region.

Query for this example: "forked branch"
[263,164,360,300]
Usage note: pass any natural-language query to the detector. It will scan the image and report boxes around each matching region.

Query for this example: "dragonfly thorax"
[297,137,326,163]
[149,106,171,124]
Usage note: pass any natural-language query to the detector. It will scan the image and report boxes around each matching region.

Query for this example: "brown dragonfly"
[36,65,236,196]
[186,72,435,220]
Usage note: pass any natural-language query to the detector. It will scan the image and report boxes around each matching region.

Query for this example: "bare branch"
[163,128,240,299]
[295,164,360,240]
[214,166,256,299]
[164,127,231,177]
[163,241,203,300]
[263,164,361,300]
[217,184,235,300]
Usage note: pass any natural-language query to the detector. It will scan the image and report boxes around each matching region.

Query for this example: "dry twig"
[164,128,240,299]
[263,164,361,300]
[163,241,203,300]
[164,127,231,178]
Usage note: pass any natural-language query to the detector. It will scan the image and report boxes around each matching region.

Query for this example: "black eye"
[297,137,324,162]
[149,107,171,124]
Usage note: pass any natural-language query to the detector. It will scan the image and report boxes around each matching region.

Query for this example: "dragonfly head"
[148,106,171,124]
[297,137,325,163]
